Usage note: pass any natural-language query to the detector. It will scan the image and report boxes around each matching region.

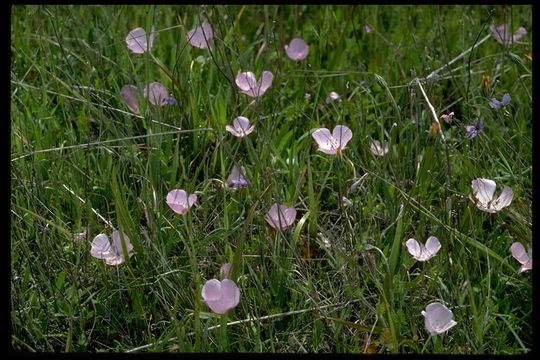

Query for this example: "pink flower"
[312,125,353,155]
[510,242,532,273]
[440,112,454,123]
[143,82,171,106]
[363,24,372,33]
[187,21,213,49]
[120,85,140,114]
[201,278,240,314]
[90,231,135,266]
[126,26,155,54]
[284,38,309,61]
[166,189,197,215]
[405,236,441,262]
[235,71,273,98]
[471,178,513,213]
[489,24,527,46]
[421,302,457,335]
[265,203,297,230]
[225,116,255,138]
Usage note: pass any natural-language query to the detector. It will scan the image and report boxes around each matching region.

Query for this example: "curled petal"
[471,178,496,206]
[510,242,529,265]
[144,82,170,106]
[90,234,115,260]
[332,125,353,149]
[492,186,513,211]
[126,27,155,54]
[422,302,457,335]
[166,189,196,215]
[235,72,257,92]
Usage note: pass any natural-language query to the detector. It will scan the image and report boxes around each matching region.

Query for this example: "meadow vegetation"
[10,5,532,353]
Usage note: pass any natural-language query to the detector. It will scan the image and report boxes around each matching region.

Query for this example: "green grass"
[10,5,532,353]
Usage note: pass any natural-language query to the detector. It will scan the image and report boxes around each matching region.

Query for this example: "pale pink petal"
[472,178,496,206]
[90,234,115,260]
[144,82,169,106]
[283,207,297,226]
[126,27,152,54]
[425,236,441,256]
[285,38,309,61]
[493,186,513,211]
[202,279,222,302]
[312,128,337,153]
[120,85,140,114]
[111,230,134,258]
[235,72,257,92]
[259,71,274,94]
[220,279,240,310]
[188,194,198,207]
[512,27,527,42]
[332,125,353,149]
[405,239,422,259]
[187,21,214,49]
[422,302,457,335]
[166,189,190,215]
[220,263,232,279]
[510,242,529,265]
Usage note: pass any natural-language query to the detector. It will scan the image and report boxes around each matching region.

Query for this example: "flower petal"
[423,302,456,335]
[90,233,115,259]
[471,178,496,207]
[166,189,190,215]
[259,71,274,94]
[220,279,240,311]
[492,186,513,211]
[235,72,257,92]
[120,85,140,114]
[187,21,213,49]
[144,82,169,106]
[126,27,151,54]
[285,38,309,61]
[111,230,134,258]
[312,128,336,152]
[405,238,422,259]
[202,279,222,302]
[332,125,352,149]
[501,93,511,106]
[510,242,529,265]
[425,236,441,257]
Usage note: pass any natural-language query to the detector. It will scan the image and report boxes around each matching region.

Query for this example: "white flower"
[510,242,532,273]
[421,302,457,335]
[225,116,255,138]
[405,236,441,262]
[126,26,155,54]
[370,140,389,156]
[90,231,135,266]
[471,178,513,213]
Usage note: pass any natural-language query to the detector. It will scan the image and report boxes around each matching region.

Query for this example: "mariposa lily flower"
[510,242,532,273]
[370,139,389,156]
[489,93,511,109]
[421,302,457,336]
[225,116,255,138]
[325,91,341,104]
[266,203,297,230]
[227,165,249,190]
[471,178,513,213]
[312,125,353,155]
[284,37,309,61]
[120,85,140,114]
[126,26,155,54]
[143,82,176,106]
[489,24,527,46]
[440,112,454,123]
[363,24,373,33]
[405,236,441,262]
[166,189,197,215]
[201,278,240,314]
[235,71,274,98]
[90,231,135,266]
[187,21,213,49]
[465,118,484,140]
